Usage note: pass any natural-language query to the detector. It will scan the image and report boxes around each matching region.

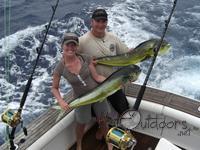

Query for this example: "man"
[79,8,130,114]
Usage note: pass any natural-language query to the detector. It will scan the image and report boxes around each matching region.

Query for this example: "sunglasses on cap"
[62,35,79,45]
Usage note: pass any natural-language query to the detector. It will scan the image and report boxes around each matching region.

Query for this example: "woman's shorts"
[75,100,110,124]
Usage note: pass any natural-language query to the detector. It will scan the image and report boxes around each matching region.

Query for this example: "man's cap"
[92,9,108,20]
[62,33,79,45]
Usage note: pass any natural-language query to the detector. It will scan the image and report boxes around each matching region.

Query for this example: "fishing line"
[3,0,11,103]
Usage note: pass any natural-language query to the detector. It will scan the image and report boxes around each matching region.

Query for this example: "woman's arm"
[89,60,106,83]
[51,72,70,111]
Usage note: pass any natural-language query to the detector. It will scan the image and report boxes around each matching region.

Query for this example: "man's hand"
[92,57,97,65]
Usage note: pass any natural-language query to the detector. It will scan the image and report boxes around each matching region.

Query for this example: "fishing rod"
[112,1,178,149]
[133,0,178,110]
[1,0,60,149]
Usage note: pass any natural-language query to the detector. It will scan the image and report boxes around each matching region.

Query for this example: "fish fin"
[52,105,62,110]
[55,110,65,122]
[51,105,66,122]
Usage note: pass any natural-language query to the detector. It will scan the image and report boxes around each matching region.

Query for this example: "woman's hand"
[58,100,70,111]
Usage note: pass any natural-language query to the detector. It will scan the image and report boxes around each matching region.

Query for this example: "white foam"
[7,101,20,110]
[107,0,157,48]
[47,35,59,43]
[160,71,200,96]
[152,55,200,100]
[186,12,200,20]
[10,64,22,76]
[0,78,15,100]
[0,25,44,57]
[57,17,88,36]
[189,38,200,45]
[31,69,48,91]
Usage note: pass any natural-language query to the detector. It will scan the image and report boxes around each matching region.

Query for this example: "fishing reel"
[1,109,21,127]
[1,109,28,149]
[1,109,27,135]
[106,127,136,150]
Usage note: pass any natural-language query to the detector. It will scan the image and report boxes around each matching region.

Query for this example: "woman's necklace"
[64,57,87,86]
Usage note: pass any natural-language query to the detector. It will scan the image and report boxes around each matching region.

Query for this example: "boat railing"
[124,83,200,118]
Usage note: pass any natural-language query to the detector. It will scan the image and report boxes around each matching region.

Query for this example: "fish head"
[142,39,171,56]
[158,39,171,55]
[134,39,171,59]
[122,65,141,83]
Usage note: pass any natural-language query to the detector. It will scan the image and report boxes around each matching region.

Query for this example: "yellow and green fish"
[96,39,171,66]
[69,65,141,108]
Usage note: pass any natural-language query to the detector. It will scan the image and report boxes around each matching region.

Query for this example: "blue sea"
[0,0,200,146]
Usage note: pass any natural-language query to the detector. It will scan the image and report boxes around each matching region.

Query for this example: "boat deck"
[69,124,159,150]
[0,83,198,150]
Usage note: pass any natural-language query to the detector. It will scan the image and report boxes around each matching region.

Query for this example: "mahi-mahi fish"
[69,65,141,108]
[96,39,171,66]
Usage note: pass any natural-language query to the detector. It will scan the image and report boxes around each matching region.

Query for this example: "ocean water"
[0,0,199,146]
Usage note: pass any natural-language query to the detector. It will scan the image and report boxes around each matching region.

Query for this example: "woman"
[51,33,111,150]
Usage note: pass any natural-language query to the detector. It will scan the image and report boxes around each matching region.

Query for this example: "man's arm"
[89,60,106,83]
